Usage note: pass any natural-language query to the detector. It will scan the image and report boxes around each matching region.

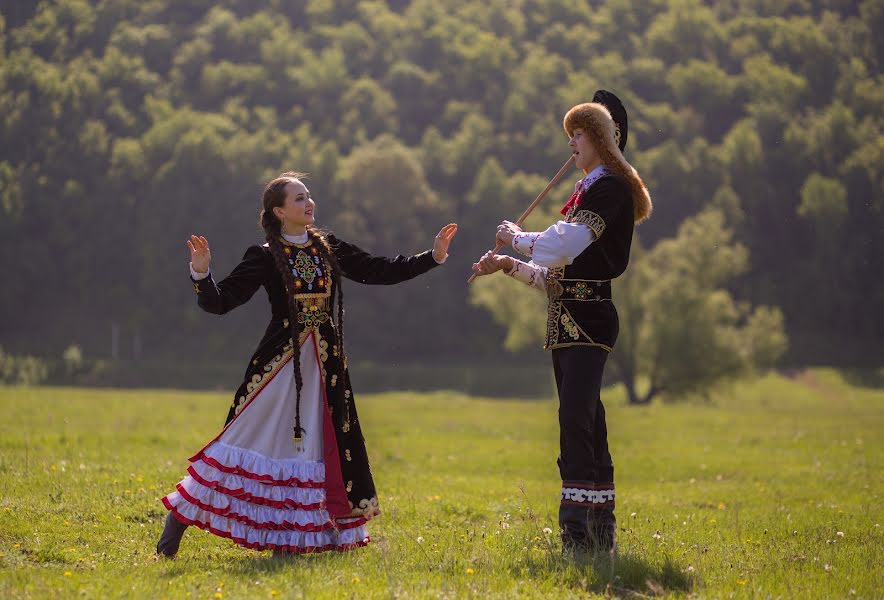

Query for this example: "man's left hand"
[496,220,522,246]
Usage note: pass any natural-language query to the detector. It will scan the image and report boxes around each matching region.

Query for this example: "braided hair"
[258,172,348,438]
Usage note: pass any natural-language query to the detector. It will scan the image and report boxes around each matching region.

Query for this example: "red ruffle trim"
[190,451,324,488]
[186,466,324,511]
[166,485,368,532]
[163,502,369,554]
[172,484,331,532]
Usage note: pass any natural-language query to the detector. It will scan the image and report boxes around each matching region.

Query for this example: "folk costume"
[504,91,651,552]
[158,229,442,555]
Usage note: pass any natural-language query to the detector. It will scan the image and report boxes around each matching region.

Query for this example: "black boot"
[590,507,617,555]
[156,512,188,558]
[559,504,592,557]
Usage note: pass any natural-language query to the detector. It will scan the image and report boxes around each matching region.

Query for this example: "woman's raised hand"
[187,235,211,274]
[433,223,458,263]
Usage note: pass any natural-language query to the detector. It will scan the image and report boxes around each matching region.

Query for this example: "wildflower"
[466,568,474,575]
[416,536,424,544]
[836,531,844,537]
[542,527,552,535]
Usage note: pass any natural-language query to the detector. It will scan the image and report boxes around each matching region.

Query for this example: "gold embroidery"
[566,281,592,300]
[192,282,200,294]
[345,496,380,518]
[238,342,295,413]
[560,313,580,340]
[318,338,329,363]
[569,210,606,238]
[279,236,313,249]
[357,497,380,517]
[346,480,353,492]
[331,374,338,387]
[345,449,352,461]
[298,304,329,329]
[544,267,565,349]
[294,250,317,283]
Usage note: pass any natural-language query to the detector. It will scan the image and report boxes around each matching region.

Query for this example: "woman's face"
[569,127,599,172]
[273,180,316,230]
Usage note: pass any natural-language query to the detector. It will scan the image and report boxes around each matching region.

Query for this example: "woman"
[157,172,457,556]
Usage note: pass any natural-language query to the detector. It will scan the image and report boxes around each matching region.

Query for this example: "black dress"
[162,230,439,553]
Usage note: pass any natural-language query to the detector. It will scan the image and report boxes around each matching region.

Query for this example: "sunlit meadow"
[0,369,880,598]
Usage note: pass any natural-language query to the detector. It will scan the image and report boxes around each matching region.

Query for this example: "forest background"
[0,0,881,395]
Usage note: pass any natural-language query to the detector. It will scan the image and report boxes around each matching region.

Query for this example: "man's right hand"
[471,251,514,277]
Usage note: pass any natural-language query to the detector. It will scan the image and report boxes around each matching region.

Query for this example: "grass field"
[0,370,881,599]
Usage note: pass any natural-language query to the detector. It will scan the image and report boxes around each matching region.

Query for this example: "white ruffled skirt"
[162,334,369,553]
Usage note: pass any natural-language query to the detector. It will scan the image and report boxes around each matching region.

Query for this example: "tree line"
[0,0,880,394]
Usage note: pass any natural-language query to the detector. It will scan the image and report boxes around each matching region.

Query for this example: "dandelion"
[270,591,278,597]
[652,531,662,540]
[542,527,552,535]
[64,572,72,577]
[214,593,223,599]
[824,564,832,572]
[416,536,424,544]
[630,512,637,518]
[736,579,747,586]
[687,566,694,572]
[352,577,360,584]
[466,568,474,575]
[836,531,844,537]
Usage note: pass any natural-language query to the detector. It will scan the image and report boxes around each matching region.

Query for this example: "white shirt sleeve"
[511,221,596,268]
[505,259,547,291]
[190,263,210,280]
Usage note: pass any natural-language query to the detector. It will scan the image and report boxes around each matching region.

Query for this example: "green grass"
[0,370,881,598]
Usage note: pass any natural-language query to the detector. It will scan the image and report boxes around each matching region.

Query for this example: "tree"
[470,209,788,403]
[611,209,787,403]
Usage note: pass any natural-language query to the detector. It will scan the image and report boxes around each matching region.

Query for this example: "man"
[471,90,651,554]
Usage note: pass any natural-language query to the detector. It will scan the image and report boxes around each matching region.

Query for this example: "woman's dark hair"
[258,172,347,438]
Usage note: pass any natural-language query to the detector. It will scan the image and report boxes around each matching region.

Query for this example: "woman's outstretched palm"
[188,235,211,274]
[433,223,458,262]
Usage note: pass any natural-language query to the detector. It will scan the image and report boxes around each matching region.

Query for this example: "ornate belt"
[548,279,611,302]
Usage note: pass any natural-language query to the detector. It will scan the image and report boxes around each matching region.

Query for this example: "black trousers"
[552,345,616,549]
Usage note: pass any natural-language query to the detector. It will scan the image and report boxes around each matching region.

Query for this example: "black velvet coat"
[190,231,439,518]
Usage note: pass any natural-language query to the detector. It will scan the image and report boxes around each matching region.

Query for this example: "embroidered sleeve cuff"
[511,233,540,258]
[569,210,606,238]
[505,259,547,291]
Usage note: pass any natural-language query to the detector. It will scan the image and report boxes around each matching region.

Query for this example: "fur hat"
[562,91,652,224]
[562,90,628,153]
